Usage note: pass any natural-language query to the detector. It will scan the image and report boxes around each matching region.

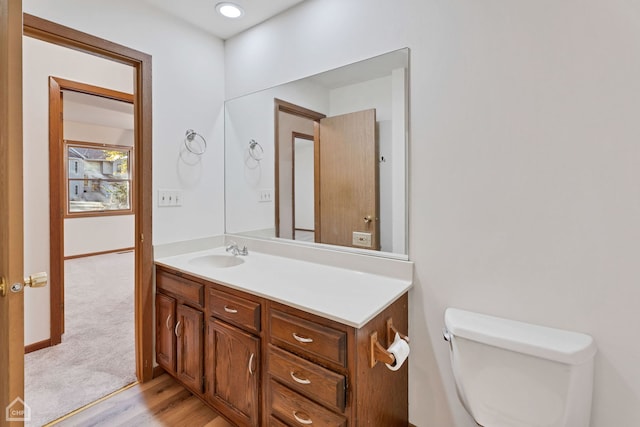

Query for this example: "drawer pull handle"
[223,306,238,314]
[290,371,311,385]
[248,353,255,375]
[174,321,182,337]
[165,314,172,330]
[292,333,313,344]
[293,411,313,425]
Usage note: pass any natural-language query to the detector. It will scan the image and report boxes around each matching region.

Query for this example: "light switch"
[258,188,273,203]
[158,189,182,207]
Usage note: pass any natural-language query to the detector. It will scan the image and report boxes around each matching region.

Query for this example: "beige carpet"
[24,251,137,426]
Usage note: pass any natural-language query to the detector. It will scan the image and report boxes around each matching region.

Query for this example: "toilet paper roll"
[385,332,410,371]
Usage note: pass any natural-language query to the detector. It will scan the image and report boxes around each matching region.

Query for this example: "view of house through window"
[66,141,132,214]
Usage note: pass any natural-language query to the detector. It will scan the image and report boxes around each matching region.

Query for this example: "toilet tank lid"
[444,308,597,365]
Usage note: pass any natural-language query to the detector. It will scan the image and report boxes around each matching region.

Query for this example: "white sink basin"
[188,254,245,268]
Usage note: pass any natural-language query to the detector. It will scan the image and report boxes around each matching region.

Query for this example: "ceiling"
[64,91,134,131]
[141,0,308,40]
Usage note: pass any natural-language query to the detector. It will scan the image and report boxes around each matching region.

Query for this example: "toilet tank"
[444,308,597,427]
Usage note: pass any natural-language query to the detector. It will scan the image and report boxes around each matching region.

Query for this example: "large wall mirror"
[225,48,409,258]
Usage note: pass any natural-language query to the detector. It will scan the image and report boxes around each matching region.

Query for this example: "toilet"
[443,308,597,427]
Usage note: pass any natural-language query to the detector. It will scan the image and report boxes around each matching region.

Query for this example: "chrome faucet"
[225,241,248,256]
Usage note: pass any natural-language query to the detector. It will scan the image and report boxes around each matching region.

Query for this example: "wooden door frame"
[273,99,325,239]
[48,77,135,347]
[1,0,25,424]
[23,14,154,382]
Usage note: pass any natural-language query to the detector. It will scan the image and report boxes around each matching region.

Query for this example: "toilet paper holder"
[369,318,409,368]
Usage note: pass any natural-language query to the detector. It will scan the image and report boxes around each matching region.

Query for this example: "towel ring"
[184,129,207,155]
[248,139,263,161]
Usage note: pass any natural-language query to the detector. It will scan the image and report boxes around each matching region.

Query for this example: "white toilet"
[443,308,597,427]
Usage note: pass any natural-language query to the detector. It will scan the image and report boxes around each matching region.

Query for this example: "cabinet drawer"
[156,269,203,308]
[208,288,261,333]
[269,345,346,412]
[270,380,346,427]
[270,310,346,367]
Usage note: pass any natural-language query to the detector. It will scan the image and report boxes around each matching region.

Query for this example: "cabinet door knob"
[174,321,182,337]
[290,371,311,385]
[248,353,255,376]
[292,333,313,344]
[293,411,313,425]
[165,314,172,330]
[223,305,238,314]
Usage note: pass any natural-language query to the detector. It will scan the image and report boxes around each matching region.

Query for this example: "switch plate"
[352,232,372,248]
[158,190,182,207]
[258,188,273,203]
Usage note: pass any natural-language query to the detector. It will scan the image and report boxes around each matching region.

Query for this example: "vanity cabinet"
[155,264,409,427]
[265,298,408,427]
[205,287,261,426]
[155,268,205,394]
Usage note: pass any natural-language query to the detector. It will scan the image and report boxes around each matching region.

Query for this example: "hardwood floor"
[50,374,233,427]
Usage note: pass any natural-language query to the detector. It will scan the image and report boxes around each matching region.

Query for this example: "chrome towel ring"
[248,139,263,161]
[184,129,207,155]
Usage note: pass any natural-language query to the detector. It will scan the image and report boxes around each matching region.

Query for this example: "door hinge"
[140,233,144,242]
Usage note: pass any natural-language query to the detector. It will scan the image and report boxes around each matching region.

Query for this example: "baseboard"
[64,247,135,260]
[25,338,52,354]
[152,365,165,379]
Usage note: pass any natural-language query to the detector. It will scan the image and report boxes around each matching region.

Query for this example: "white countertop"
[154,241,413,328]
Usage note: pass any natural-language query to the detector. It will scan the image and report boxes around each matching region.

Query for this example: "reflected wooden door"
[0,0,25,425]
[317,109,379,250]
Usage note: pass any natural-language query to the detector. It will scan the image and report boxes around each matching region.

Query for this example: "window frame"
[64,139,135,218]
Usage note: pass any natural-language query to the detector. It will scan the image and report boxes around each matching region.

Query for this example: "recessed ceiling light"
[216,2,244,19]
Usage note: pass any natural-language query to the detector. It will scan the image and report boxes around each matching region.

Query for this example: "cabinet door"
[156,293,176,374]
[176,304,204,392]
[206,318,260,426]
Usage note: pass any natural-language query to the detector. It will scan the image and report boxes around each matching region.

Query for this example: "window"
[65,141,133,216]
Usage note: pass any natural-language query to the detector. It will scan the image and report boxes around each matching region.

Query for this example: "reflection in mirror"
[293,134,315,242]
[225,48,409,257]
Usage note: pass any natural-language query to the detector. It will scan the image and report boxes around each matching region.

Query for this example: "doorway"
[21,14,154,381]
[21,20,148,424]
[274,99,380,250]
[47,79,136,347]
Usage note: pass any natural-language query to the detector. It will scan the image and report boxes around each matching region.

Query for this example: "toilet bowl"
[443,308,596,427]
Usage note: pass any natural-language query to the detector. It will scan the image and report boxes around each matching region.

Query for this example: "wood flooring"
[50,374,234,427]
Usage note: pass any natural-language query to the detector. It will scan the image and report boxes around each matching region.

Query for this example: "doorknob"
[363,215,373,224]
[0,273,47,297]
[24,272,48,288]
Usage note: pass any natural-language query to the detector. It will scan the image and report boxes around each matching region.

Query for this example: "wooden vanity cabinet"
[155,264,409,427]
[205,285,263,427]
[155,293,176,373]
[265,294,409,427]
[155,267,205,394]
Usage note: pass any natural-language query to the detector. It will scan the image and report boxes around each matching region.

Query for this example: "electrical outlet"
[258,189,273,203]
[352,232,372,248]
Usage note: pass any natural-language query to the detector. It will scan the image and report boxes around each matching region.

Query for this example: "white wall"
[225,0,640,426]
[24,0,227,246]
[294,138,315,230]
[23,0,226,344]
